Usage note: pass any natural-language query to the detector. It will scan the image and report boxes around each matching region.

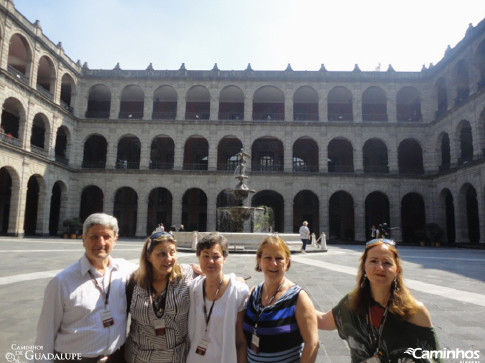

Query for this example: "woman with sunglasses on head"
[124,231,199,363]
[186,232,249,363]
[317,239,442,363]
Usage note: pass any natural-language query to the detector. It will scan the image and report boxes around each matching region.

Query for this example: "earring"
[360,273,367,288]
[393,276,399,293]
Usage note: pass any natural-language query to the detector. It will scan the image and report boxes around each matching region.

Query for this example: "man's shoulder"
[112,258,138,275]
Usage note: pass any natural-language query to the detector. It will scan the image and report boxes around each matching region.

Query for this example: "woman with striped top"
[124,231,198,363]
[243,236,319,363]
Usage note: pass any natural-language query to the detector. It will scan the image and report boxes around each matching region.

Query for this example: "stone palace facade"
[0,0,484,243]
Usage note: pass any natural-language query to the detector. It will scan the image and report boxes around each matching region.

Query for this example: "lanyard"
[149,279,169,319]
[253,282,284,333]
[88,269,113,306]
[202,277,223,331]
[367,302,390,356]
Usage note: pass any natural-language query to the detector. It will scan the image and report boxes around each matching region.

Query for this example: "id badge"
[195,336,210,356]
[251,333,260,354]
[100,309,114,328]
[154,318,166,336]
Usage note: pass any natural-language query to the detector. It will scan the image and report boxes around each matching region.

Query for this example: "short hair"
[303,221,308,226]
[255,235,291,271]
[136,233,182,289]
[83,213,119,236]
[196,232,229,257]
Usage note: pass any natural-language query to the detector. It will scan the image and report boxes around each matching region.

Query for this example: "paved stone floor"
[1,237,484,362]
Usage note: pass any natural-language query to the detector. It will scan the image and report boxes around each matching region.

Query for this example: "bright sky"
[13,0,485,72]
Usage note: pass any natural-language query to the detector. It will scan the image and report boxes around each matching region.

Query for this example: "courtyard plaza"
[0,237,484,362]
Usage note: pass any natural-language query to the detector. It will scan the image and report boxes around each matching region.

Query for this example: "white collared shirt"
[35,255,136,362]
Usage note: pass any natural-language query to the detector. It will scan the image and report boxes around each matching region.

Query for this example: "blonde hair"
[255,235,291,271]
[135,233,182,289]
[348,241,418,320]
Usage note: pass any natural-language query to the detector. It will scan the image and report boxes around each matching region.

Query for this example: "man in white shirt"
[35,213,136,363]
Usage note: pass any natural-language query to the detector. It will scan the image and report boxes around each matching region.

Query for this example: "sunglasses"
[147,231,174,251]
[366,238,396,247]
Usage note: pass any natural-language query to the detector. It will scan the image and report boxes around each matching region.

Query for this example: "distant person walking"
[299,221,310,254]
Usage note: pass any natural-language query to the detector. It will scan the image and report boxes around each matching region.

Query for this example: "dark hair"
[255,235,291,271]
[196,232,229,257]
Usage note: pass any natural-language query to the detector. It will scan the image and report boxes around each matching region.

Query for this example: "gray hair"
[83,213,119,236]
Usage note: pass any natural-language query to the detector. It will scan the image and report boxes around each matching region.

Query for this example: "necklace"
[263,279,285,305]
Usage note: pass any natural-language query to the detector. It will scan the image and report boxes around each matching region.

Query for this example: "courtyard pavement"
[1,236,484,362]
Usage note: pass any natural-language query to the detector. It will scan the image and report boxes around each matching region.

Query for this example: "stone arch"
[439,188,456,244]
[251,137,284,172]
[293,85,318,121]
[86,84,111,118]
[329,190,354,241]
[186,85,210,120]
[183,136,208,170]
[31,113,50,150]
[80,185,104,221]
[82,134,107,168]
[150,135,175,170]
[153,85,177,120]
[116,135,141,169]
[60,73,76,110]
[147,187,173,235]
[1,97,27,142]
[328,86,353,121]
[293,137,319,172]
[437,132,451,171]
[113,187,138,237]
[456,119,474,165]
[396,86,422,122]
[217,136,243,171]
[253,86,285,121]
[453,59,470,105]
[251,190,284,233]
[7,33,32,79]
[36,55,56,95]
[362,86,387,121]
[24,174,46,236]
[398,139,424,174]
[119,85,144,119]
[363,138,388,174]
[328,138,354,173]
[219,85,244,120]
[55,125,71,165]
[365,191,390,240]
[401,192,426,243]
[182,188,207,231]
[293,190,319,235]
[49,180,68,236]
[458,183,480,244]
[434,77,448,117]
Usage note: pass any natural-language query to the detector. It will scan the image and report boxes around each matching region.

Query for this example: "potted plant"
[63,217,83,238]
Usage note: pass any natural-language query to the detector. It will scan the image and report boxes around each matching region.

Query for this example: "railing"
[185,112,210,120]
[152,112,176,120]
[218,112,243,120]
[7,65,29,85]
[36,85,53,100]
[328,113,353,121]
[251,164,284,172]
[328,164,354,173]
[30,144,48,156]
[0,133,22,147]
[292,164,318,173]
[55,155,69,165]
[116,160,140,169]
[252,113,284,121]
[183,163,208,170]
[362,113,388,122]
[82,161,106,169]
[217,163,237,171]
[397,113,422,122]
[60,101,74,114]
[119,111,143,119]
[293,113,318,121]
[149,162,174,170]
[363,165,389,174]
[85,110,110,119]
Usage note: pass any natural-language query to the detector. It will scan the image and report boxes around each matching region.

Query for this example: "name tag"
[251,333,260,354]
[154,318,166,336]
[195,336,210,356]
[100,309,114,328]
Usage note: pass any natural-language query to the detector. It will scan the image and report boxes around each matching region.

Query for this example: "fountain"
[216,149,264,233]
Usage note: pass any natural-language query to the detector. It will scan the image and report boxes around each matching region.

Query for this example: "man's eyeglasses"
[366,238,396,247]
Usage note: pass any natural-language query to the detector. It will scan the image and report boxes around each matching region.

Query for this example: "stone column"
[389,190,402,242]
[477,189,485,244]
[136,188,148,237]
[284,93,293,121]
[354,199,366,242]
[284,197,292,233]
[244,95,253,121]
[36,187,50,236]
[143,93,153,121]
[9,179,24,236]
[176,93,186,120]
[206,180,217,231]
[353,87,362,123]
[210,92,219,121]
[171,185,183,228]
